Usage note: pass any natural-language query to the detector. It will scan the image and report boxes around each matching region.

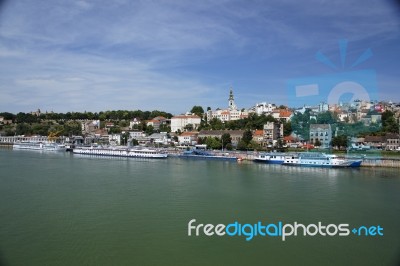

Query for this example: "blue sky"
[0,0,399,114]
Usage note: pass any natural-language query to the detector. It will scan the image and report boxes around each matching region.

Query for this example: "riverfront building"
[309,124,332,148]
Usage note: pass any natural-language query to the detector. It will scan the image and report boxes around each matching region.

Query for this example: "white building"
[206,89,248,122]
[178,132,198,145]
[108,134,121,145]
[171,115,201,132]
[129,131,145,139]
[254,102,276,115]
[129,118,141,129]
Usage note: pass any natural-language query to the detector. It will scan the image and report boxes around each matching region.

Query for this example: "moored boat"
[254,152,286,164]
[175,149,238,161]
[13,141,66,151]
[282,152,362,168]
[72,146,167,159]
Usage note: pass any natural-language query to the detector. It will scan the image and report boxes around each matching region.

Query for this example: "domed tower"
[228,88,237,110]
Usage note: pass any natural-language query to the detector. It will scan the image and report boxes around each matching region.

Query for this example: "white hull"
[283,152,362,168]
[13,142,66,151]
[73,146,167,159]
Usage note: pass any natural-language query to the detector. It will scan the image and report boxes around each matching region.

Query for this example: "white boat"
[254,152,285,164]
[72,146,168,159]
[282,152,362,168]
[13,141,66,151]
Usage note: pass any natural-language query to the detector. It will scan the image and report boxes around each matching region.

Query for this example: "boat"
[13,141,66,151]
[72,146,168,159]
[254,152,286,164]
[175,149,238,161]
[282,152,362,168]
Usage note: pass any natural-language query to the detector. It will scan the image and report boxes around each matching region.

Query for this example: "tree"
[190,106,204,117]
[331,135,348,150]
[283,121,292,136]
[242,129,253,145]
[221,133,232,149]
[131,138,139,146]
[145,125,154,135]
[205,137,221,149]
[237,140,247,150]
[184,123,194,131]
[316,111,336,124]
[209,118,224,130]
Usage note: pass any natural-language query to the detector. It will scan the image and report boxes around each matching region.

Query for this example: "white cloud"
[0,0,399,113]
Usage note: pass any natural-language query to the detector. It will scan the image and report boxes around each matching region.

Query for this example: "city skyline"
[0,0,399,114]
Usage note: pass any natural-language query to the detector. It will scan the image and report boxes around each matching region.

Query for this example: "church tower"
[228,88,237,110]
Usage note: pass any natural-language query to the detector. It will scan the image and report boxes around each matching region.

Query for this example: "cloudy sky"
[0,0,399,114]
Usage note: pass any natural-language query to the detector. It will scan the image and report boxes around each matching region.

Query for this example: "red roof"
[279,110,292,118]
[253,130,263,136]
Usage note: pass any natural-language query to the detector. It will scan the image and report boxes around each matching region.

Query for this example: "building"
[178,132,198,145]
[108,134,121,145]
[385,133,399,151]
[129,131,145,139]
[82,120,100,134]
[364,135,384,149]
[309,124,332,148]
[206,89,248,122]
[198,130,245,146]
[148,132,169,145]
[254,102,276,115]
[263,122,283,146]
[252,130,264,146]
[146,116,169,131]
[171,115,201,132]
[271,109,293,122]
[129,118,141,129]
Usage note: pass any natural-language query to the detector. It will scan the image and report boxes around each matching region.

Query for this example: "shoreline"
[2,145,400,168]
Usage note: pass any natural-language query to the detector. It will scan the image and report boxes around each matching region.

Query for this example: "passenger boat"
[176,149,238,161]
[13,141,66,151]
[282,152,362,168]
[253,152,285,164]
[72,146,167,158]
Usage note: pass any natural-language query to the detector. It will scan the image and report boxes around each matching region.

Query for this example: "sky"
[0,0,399,114]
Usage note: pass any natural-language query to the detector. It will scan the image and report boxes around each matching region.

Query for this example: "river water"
[0,149,399,265]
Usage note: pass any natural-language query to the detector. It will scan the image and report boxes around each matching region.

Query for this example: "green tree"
[221,133,232,149]
[145,125,154,135]
[331,135,348,150]
[205,137,221,149]
[184,123,194,131]
[242,129,253,145]
[190,106,204,117]
[283,121,292,136]
[316,111,336,124]
[16,123,32,135]
[237,140,248,150]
